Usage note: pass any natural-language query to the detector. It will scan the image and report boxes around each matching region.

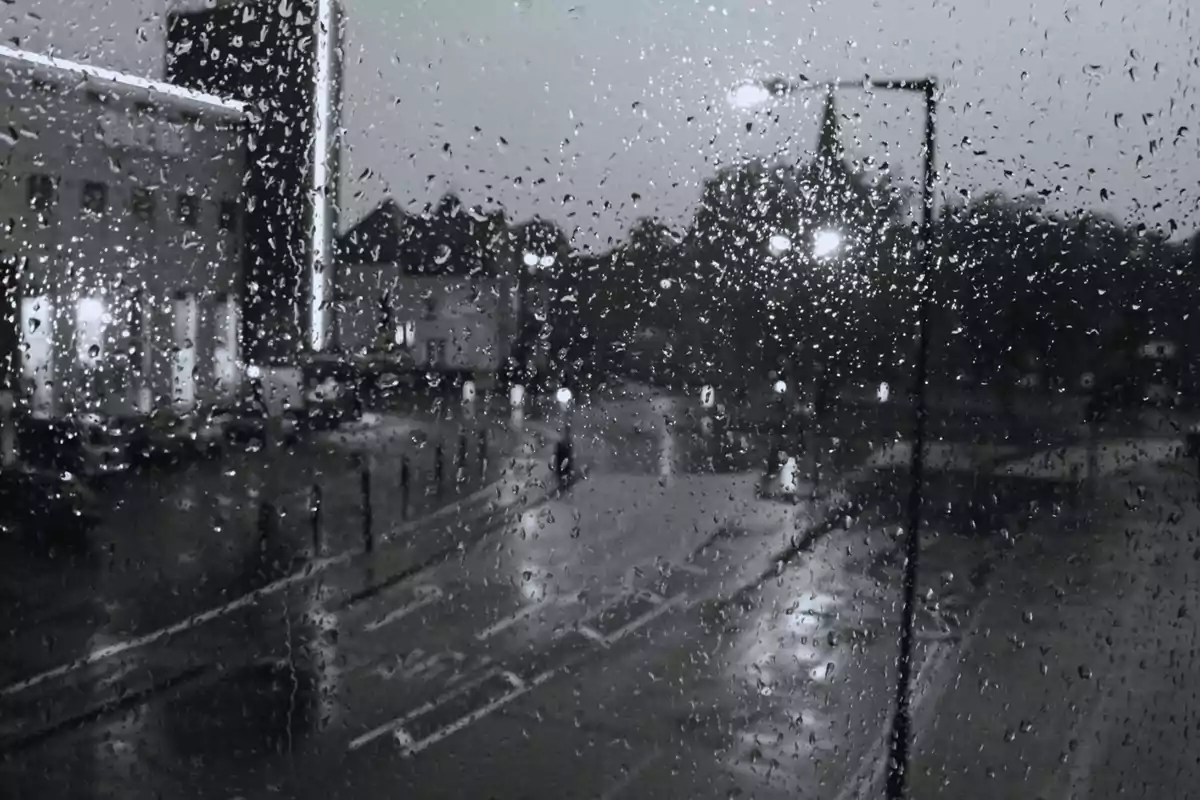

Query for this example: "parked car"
[0,465,101,550]
[123,408,200,467]
[205,394,300,450]
[16,414,130,482]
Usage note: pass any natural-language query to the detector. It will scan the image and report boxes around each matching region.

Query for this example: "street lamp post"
[741,75,937,799]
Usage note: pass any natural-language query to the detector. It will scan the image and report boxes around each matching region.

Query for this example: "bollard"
[554,427,574,491]
[256,498,279,582]
[478,428,488,478]
[458,430,468,472]
[434,443,445,498]
[309,483,323,558]
[0,390,16,469]
[359,455,373,554]
[400,455,411,521]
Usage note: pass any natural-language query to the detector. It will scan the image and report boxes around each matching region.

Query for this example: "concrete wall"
[0,76,246,417]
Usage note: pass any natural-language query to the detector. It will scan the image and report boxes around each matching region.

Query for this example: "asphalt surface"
[1,395,1192,799]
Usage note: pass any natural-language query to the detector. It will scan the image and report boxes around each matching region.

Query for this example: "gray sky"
[6,0,1199,247]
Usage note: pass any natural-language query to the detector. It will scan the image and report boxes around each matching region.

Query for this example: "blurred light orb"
[246,364,262,380]
[555,387,573,406]
[813,229,843,259]
[510,384,526,408]
[728,81,772,111]
[700,384,715,409]
[522,251,540,268]
[539,254,556,268]
[462,381,477,403]
[773,380,788,395]
[877,381,891,403]
[768,233,792,256]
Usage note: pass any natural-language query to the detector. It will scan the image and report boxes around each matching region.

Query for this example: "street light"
[812,228,843,260]
[739,73,937,800]
[767,232,793,257]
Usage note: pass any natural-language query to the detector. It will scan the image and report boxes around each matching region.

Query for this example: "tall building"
[165,0,344,363]
[0,44,250,419]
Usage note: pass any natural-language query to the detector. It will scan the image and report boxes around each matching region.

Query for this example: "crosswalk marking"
[363,585,444,633]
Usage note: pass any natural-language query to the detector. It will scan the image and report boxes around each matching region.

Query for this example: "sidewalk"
[0,415,538,685]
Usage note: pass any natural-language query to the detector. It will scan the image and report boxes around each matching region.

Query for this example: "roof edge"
[0,44,248,120]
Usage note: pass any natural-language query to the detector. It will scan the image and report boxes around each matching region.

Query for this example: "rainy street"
[1,388,1195,798]
[5,0,1200,796]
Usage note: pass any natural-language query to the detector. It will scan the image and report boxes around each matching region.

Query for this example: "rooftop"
[0,44,249,121]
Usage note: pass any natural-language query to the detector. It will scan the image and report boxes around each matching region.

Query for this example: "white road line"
[598,749,662,800]
[474,598,555,641]
[347,667,504,751]
[602,592,688,646]
[1,467,550,699]
[669,563,708,576]
[399,666,565,757]
[363,586,444,633]
[576,625,607,644]
[1062,689,1112,800]
[832,611,986,800]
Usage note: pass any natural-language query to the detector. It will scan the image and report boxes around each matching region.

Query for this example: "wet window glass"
[1,1,1197,799]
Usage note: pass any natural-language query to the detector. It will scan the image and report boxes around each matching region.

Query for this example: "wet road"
[1,396,1194,798]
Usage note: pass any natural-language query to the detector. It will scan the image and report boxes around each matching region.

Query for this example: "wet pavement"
[0,396,1194,798]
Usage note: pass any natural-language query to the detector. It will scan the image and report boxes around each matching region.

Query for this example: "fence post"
[434,443,445,499]
[309,483,323,558]
[256,498,278,582]
[400,454,411,521]
[478,428,488,478]
[0,390,16,469]
[359,454,373,554]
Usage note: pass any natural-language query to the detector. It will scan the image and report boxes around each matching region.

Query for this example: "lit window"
[76,297,107,368]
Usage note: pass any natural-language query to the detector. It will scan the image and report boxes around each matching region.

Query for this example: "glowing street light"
[727,80,775,111]
[767,232,792,257]
[728,72,939,800]
[812,228,843,260]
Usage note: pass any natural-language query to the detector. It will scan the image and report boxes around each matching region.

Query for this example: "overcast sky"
[6,0,1198,247]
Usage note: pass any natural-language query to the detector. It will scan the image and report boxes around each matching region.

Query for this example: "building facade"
[335,196,520,383]
[166,0,344,364]
[0,45,250,419]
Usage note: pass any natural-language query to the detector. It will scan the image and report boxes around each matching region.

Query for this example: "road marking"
[1062,689,1112,800]
[600,592,688,647]
[576,624,607,644]
[832,611,986,800]
[363,585,444,633]
[474,596,559,641]
[598,749,661,800]
[398,666,565,757]
[348,667,505,751]
[0,464,553,699]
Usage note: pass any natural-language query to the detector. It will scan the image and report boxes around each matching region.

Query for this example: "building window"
[81,182,107,216]
[176,193,198,227]
[26,174,56,213]
[218,199,239,232]
[131,188,155,222]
